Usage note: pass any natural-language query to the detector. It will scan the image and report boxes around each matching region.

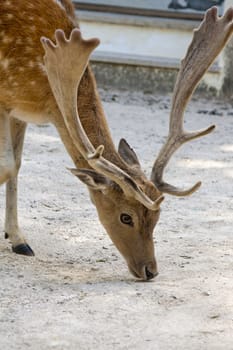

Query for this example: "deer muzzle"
[128,260,158,281]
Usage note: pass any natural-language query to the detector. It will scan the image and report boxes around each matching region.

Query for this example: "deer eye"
[120,213,133,226]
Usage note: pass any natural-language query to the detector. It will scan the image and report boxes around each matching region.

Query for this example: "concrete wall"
[78,5,233,95]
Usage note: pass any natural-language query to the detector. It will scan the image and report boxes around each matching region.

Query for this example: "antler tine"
[41,29,162,211]
[151,6,233,196]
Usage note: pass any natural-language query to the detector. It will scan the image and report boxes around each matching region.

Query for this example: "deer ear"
[118,138,141,167]
[69,168,112,191]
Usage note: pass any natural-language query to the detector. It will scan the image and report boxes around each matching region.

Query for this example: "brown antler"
[151,6,233,196]
[41,29,164,210]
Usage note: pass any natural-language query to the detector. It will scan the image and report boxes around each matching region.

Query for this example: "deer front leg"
[0,109,16,184]
[4,118,34,256]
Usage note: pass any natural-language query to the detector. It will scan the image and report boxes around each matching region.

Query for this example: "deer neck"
[66,66,127,171]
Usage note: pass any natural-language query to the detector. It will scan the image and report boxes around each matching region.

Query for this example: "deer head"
[71,143,163,280]
[40,6,233,280]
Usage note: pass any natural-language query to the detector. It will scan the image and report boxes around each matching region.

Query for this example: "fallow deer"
[0,1,233,280]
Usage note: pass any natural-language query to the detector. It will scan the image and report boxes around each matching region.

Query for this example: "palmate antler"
[151,6,233,196]
[41,6,233,208]
[41,29,164,211]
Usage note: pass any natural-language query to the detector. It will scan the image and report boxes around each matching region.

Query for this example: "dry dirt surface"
[0,90,233,350]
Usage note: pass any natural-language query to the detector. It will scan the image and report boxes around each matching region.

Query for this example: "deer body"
[0,1,114,161]
[1,0,233,280]
[0,0,161,279]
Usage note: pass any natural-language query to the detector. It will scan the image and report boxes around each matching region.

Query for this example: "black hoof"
[12,244,35,256]
[5,232,9,239]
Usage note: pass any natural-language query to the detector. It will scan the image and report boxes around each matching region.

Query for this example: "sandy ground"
[0,90,233,350]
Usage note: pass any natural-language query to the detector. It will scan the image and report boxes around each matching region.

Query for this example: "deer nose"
[145,266,158,281]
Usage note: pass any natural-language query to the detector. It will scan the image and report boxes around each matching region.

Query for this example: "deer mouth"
[128,265,158,281]
[128,266,141,279]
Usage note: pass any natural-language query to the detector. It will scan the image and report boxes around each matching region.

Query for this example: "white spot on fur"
[5,1,12,6]
[16,38,22,45]
[6,14,13,20]
[18,67,25,72]
[30,81,36,86]
[2,36,13,44]
[38,18,47,26]
[30,25,36,32]
[27,3,35,9]
[1,59,9,69]
[38,63,47,75]
[28,61,35,68]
